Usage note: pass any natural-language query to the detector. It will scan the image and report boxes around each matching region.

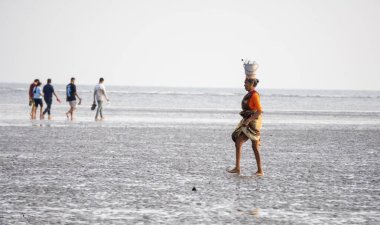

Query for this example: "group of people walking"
[28,77,109,121]
[29,78,61,120]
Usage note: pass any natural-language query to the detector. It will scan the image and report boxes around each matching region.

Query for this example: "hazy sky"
[0,0,379,90]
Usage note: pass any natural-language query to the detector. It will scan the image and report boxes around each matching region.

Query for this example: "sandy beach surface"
[1,122,379,224]
[1,85,379,224]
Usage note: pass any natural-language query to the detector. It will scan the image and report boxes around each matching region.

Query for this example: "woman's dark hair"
[247,78,260,87]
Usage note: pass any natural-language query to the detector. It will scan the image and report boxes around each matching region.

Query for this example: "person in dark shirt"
[65,77,82,120]
[42,78,61,120]
[29,79,39,119]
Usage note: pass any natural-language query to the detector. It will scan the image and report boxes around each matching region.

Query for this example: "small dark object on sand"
[192,187,196,191]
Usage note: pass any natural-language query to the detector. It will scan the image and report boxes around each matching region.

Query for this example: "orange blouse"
[248,91,263,112]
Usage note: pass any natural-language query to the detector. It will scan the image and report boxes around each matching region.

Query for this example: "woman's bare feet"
[255,171,264,176]
[227,167,240,174]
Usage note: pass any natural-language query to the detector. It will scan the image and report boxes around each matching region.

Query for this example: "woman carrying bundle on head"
[228,60,263,176]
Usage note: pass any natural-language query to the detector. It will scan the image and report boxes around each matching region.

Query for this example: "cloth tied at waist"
[232,110,262,142]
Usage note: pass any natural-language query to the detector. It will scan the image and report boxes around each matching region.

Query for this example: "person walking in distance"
[93,77,109,121]
[65,77,81,120]
[32,81,44,120]
[42,78,61,120]
[29,79,39,119]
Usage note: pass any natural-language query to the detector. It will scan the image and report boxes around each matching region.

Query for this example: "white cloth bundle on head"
[242,59,259,79]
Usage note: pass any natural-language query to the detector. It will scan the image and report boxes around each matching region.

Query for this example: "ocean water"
[0,83,380,127]
[0,83,379,224]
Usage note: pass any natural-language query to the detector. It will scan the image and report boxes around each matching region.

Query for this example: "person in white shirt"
[93,77,109,121]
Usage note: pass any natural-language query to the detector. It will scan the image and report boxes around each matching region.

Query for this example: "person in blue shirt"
[65,77,82,120]
[42,78,61,120]
[29,79,39,119]
[32,81,44,120]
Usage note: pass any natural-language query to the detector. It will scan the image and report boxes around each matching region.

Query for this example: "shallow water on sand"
[1,83,380,127]
[0,123,379,224]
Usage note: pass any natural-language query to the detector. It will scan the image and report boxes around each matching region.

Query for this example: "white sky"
[0,0,379,90]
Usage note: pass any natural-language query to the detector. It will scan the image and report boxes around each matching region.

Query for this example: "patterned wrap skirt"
[232,114,262,142]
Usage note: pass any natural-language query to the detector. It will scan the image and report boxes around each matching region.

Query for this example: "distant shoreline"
[1,82,379,92]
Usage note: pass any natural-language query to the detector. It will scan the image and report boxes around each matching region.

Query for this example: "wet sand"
[0,124,379,224]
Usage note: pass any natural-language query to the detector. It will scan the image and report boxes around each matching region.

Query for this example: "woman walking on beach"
[28,79,39,119]
[228,60,263,176]
[32,81,44,120]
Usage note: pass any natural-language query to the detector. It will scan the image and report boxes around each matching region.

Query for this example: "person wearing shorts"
[66,77,81,120]
[33,81,44,120]
[29,79,39,119]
